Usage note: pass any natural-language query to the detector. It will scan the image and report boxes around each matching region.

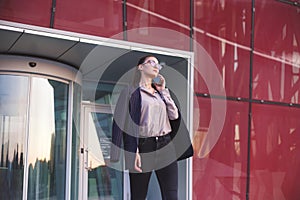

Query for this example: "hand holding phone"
[153,74,165,91]
[152,76,163,86]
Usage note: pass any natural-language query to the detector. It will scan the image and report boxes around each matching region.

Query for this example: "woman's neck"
[139,77,152,89]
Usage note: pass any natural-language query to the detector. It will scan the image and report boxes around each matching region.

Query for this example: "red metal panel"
[194,31,250,98]
[54,0,123,38]
[0,0,52,27]
[253,54,300,104]
[193,0,252,98]
[194,0,252,47]
[254,1,300,62]
[250,103,300,200]
[253,1,300,104]
[126,0,190,50]
[193,97,248,200]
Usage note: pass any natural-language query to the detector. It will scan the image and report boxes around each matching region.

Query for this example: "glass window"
[252,1,300,104]
[54,0,123,38]
[127,0,191,50]
[194,27,251,98]
[87,112,123,199]
[194,0,252,47]
[0,0,52,27]
[251,103,300,200]
[83,81,125,105]
[254,1,299,60]
[253,53,300,104]
[193,0,252,98]
[0,75,28,199]
[27,78,68,200]
[193,97,248,199]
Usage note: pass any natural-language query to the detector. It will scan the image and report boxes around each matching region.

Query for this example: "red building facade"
[0,0,299,199]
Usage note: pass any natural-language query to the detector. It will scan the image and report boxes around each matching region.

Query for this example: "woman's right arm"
[110,88,129,162]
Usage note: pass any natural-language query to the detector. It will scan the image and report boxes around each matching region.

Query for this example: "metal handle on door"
[84,149,92,171]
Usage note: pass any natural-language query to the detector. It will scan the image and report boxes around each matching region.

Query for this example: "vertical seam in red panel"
[123,0,128,41]
[246,0,256,200]
[190,0,194,52]
[50,0,56,28]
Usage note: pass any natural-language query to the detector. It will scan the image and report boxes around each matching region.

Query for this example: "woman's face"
[139,56,160,78]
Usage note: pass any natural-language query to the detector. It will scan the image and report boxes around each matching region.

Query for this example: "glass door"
[81,104,124,200]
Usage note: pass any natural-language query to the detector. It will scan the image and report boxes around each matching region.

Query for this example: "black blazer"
[110,86,193,170]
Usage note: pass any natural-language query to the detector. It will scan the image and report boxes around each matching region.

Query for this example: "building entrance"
[80,103,124,200]
[79,49,193,199]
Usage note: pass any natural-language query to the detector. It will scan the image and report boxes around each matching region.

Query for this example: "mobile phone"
[152,76,163,86]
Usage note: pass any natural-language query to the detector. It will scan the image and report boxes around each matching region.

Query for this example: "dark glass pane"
[0,75,28,199]
[27,78,68,199]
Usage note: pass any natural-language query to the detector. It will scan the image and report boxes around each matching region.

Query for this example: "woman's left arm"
[161,88,179,120]
[154,75,179,120]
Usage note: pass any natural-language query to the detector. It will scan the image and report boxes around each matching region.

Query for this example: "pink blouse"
[139,86,179,137]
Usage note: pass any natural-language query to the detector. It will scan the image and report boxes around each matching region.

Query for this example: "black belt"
[139,134,171,143]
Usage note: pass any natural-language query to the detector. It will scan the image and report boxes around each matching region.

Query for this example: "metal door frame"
[79,103,125,200]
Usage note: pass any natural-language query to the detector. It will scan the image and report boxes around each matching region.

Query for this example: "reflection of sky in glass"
[0,75,28,116]
[28,78,55,164]
[87,112,105,168]
[0,75,28,164]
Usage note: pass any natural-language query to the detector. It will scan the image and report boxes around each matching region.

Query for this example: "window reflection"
[27,78,68,200]
[0,75,28,199]
[193,98,248,199]
[251,104,300,199]
[87,112,123,200]
[83,81,125,104]
[54,0,123,37]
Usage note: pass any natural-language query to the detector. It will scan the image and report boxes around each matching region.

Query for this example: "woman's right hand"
[134,151,142,172]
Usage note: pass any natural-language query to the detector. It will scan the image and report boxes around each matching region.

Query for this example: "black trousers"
[129,134,178,200]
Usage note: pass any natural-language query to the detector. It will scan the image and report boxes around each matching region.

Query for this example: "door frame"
[79,102,126,200]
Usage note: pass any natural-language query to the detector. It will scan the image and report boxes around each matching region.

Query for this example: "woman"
[111,55,193,200]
